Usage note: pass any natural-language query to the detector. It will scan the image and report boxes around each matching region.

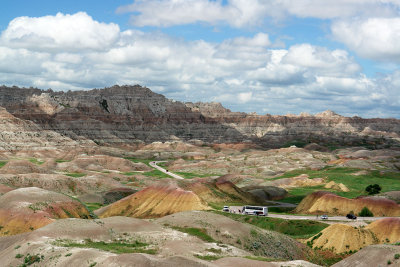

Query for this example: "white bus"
[242,206,268,216]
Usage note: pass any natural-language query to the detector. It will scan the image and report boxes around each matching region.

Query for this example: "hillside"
[0,85,398,150]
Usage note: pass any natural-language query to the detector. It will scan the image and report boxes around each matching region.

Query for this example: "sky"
[0,0,399,118]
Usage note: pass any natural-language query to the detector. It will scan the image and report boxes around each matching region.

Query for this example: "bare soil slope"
[296,191,400,216]
[332,245,400,267]
[0,187,90,235]
[156,211,308,260]
[96,185,210,218]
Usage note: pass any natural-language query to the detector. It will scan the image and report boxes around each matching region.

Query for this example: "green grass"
[142,169,172,178]
[122,172,135,176]
[85,203,103,212]
[0,161,7,168]
[29,158,44,165]
[54,239,156,254]
[55,159,70,163]
[124,158,154,166]
[171,226,215,242]
[214,211,328,239]
[274,167,400,203]
[194,254,222,261]
[65,172,86,178]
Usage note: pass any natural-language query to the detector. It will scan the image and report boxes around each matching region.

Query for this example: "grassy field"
[170,226,215,242]
[0,161,7,168]
[142,169,172,178]
[124,158,154,166]
[215,211,328,239]
[55,239,156,254]
[274,167,400,203]
[29,158,45,165]
[85,203,103,212]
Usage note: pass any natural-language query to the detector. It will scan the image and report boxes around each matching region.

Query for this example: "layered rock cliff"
[0,85,399,150]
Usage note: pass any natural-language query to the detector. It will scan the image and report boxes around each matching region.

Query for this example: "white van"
[242,206,268,216]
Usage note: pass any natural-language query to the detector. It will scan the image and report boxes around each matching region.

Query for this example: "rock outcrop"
[295,191,400,216]
[0,85,398,150]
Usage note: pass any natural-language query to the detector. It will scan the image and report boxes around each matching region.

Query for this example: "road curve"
[149,161,185,180]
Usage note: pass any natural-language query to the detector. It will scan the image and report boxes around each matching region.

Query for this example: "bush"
[359,207,374,217]
[365,184,382,195]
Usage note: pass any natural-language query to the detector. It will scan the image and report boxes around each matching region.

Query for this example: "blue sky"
[0,0,399,118]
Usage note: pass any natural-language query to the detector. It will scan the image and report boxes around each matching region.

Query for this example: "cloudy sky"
[1,0,400,118]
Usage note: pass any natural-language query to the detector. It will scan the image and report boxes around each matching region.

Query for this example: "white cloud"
[332,17,400,61]
[116,0,400,27]
[0,12,398,117]
[1,12,120,51]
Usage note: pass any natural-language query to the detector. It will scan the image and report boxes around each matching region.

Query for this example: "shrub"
[359,207,374,217]
[365,184,382,195]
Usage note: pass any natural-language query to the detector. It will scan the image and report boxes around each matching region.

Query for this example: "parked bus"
[242,206,268,216]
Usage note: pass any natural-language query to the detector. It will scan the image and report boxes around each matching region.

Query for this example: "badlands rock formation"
[96,185,210,218]
[295,191,400,216]
[0,85,398,149]
[308,218,400,254]
[0,187,90,235]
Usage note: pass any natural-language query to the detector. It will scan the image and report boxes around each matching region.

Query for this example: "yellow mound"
[324,181,350,192]
[96,185,210,219]
[296,191,400,216]
[366,218,400,243]
[0,187,90,235]
[308,224,378,253]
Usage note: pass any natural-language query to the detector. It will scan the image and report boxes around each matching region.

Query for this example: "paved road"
[149,161,185,180]
[229,206,393,224]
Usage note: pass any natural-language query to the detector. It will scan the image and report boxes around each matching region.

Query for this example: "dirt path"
[149,161,185,180]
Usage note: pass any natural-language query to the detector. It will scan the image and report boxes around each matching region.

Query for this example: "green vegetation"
[215,211,328,239]
[65,172,86,178]
[365,184,382,195]
[29,158,44,165]
[395,254,400,260]
[274,167,400,203]
[54,239,156,254]
[0,161,7,168]
[20,253,44,266]
[124,158,154,166]
[15,253,24,258]
[85,203,103,212]
[359,207,374,217]
[142,169,172,178]
[122,172,135,176]
[55,159,70,163]
[171,226,215,242]
[194,254,222,261]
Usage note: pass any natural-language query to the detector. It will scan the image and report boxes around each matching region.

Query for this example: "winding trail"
[149,161,185,180]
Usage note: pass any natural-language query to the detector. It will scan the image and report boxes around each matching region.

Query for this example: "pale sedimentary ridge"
[95,185,210,218]
[295,191,400,216]
[0,85,398,149]
[0,187,90,235]
[308,218,400,253]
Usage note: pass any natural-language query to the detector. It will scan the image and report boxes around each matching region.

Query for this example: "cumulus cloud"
[332,17,400,61]
[0,12,398,117]
[116,0,400,27]
[1,12,120,51]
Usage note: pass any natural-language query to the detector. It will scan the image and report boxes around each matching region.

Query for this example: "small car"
[222,206,229,212]
[321,215,328,220]
[346,214,357,220]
